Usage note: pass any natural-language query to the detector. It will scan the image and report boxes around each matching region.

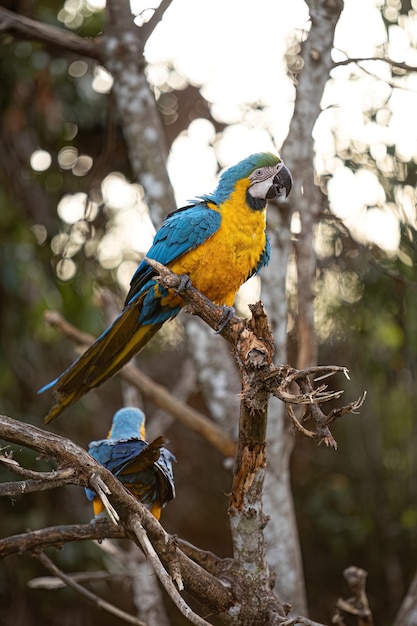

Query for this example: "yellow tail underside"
[92,496,161,520]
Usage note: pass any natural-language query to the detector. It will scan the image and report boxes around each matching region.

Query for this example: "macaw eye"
[255,169,263,177]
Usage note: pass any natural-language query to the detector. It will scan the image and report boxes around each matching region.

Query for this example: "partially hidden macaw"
[84,407,176,520]
[41,152,292,423]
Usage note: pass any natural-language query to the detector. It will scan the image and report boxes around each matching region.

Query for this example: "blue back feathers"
[85,407,176,510]
[125,204,221,307]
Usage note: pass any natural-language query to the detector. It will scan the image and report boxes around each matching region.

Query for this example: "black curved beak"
[266,164,293,200]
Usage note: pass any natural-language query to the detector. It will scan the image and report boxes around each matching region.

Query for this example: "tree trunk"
[104,0,176,226]
[283,0,344,369]
[393,570,417,626]
[261,0,344,613]
[261,200,307,613]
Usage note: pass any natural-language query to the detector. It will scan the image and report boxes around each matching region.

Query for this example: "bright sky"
[137,0,417,253]
[31,0,417,283]
[142,0,308,201]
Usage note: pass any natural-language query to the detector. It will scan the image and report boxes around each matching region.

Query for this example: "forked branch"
[147,259,366,449]
[0,265,364,625]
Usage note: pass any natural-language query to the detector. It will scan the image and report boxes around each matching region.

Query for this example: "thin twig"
[0,522,125,558]
[273,386,344,405]
[28,570,127,589]
[89,474,119,525]
[285,365,350,383]
[43,309,236,458]
[36,552,147,626]
[332,54,417,74]
[0,7,102,60]
[0,454,77,495]
[325,392,367,425]
[286,405,317,440]
[130,518,213,626]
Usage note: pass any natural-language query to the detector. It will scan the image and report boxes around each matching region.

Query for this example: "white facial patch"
[248,163,283,199]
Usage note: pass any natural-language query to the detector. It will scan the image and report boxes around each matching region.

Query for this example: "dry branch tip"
[89,474,119,525]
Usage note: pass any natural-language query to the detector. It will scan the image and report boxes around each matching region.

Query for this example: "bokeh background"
[0,0,417,624]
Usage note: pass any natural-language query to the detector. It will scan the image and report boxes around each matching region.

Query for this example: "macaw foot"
[215,305,235,334]
[89,511,108,525]
[175,273,192,294]
[88,514,109,543]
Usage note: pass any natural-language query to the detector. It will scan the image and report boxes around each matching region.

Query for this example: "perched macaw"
[84,407,176,520]
[41,152,292,423]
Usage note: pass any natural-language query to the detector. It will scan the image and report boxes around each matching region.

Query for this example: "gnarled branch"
[1,265,364,624]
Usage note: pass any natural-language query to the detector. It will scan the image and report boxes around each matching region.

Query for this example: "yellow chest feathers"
[169,180,267,306]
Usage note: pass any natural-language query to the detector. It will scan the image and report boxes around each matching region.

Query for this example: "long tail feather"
[43,299,163,424]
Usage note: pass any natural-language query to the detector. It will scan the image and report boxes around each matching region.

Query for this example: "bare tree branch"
[1,267,363,624]
[283,0,344,369]
[332,54,417,73]
[138,0,175,49]
[129,519,213,626]
[28,570,127,589]
[0,452,77,495]
[0,3,177,71]
[0,414,235,619]
[0,6,102,60]
[43,310,236,458]
[147,260,365,448]
[0,522,124,558]
[36,551,147,626]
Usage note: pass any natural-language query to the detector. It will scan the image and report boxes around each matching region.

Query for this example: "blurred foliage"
[292,214,417,623]
[0,6,229,626]
[0,1,417,626]
[294,2,417,618]
[0,2,149,624]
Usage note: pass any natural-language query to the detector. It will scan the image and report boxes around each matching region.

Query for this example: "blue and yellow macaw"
[41,152,292,423]
[84,407,176,520]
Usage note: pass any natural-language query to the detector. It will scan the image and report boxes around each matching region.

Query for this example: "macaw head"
[213,152,292,207]
[108,407,146,441]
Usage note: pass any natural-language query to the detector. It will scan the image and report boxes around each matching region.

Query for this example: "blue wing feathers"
[147,204,220,262]
[88,439,149,472]
[85,437,176,504]
[125,203,220,305]
[40,152,283,423]
[139,285,181,326]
